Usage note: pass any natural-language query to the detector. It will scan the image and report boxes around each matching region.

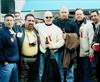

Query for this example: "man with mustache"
[16,14,39,82]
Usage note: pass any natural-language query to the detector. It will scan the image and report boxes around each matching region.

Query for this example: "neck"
[45,23,52,26]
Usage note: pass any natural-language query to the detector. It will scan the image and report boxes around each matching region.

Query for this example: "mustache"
[29,23,33,25]
[28,24,34,26]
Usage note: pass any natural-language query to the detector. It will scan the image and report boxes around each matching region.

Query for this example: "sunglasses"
[45,16,53,19]
[61,12,67,13]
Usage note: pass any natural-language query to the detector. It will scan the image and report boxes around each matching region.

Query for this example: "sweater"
[79,20,94,57]
[35,23,64,53]
[0,26,19,63]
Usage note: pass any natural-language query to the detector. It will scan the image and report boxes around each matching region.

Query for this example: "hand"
[92,43,100,51]
[45,44,50,49]
[89,53,94,63]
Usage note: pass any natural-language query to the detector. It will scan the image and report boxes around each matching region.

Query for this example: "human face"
[14,13,20,20]
[25,16,35,30]
[4,16,14,29]
[59,8,69,19]
[14,13,20,23]
[75,10,85,21]
[44,11,53,25]
[90,12,99,24]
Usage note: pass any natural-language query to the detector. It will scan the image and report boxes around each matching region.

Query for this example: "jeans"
[58,48,64,82]
[79,56,92,82]
[95,52,100,82]
[58,48,74,82]
[66,64,74,82]
[0,63,19,82]
[39,51,59,82]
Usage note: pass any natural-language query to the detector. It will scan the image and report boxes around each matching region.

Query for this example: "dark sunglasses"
[45,16,53,19]
[61,12,67,13]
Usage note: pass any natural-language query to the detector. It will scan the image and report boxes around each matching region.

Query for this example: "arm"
[0,31,4,60]
[92,24,100,44]
[47,28,65,49]
[88,23,94,53]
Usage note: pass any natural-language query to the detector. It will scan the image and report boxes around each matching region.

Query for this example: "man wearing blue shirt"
[0,14,20,82]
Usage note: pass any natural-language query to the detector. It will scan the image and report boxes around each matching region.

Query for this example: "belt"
[22,55,37,58]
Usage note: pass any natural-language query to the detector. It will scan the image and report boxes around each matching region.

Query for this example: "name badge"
[11,38,14,42]
[17,32,23,37]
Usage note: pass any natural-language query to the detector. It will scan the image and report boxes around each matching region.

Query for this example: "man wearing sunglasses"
[35,11,64,82]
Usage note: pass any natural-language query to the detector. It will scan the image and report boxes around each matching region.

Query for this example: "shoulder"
[0,27,6,38]
[35,23,44,27]
[86,21,93,28]
[35,23,45,32]
[52,24,59,28]
[53,17,61,21]
[52,24,62,32]
[96,23,100,31]
[53,17,62,24]
[68,19,76,24]
[82,20,93,28]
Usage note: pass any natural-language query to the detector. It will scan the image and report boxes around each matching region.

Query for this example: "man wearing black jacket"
[53,6,78,82]
[92,24,100,82]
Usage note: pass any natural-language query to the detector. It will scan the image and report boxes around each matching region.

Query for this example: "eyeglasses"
[45,16,53,19]
[61,12,67,13]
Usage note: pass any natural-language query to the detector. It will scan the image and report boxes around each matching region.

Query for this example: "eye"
[45,16,53,19]
[28,20,35,22]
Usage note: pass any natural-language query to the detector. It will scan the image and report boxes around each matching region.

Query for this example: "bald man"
[35,11,64,82]
[53,6,78,82]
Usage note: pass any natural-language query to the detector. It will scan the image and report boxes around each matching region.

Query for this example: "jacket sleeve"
[51,28,64,49]
[92,24,100,44]
[0,32,4,56]
[88,23,94,53]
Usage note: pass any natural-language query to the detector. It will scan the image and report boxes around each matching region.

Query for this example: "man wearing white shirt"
[35,11,64,82]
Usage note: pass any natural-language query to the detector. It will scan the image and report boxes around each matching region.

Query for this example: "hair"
[14,12,20,15]
[25,14,35,20]
[4,14,14,19]
[44,11,53,17]
[90,10,99,15]
[75,8,85,14]
[60,6,69,12]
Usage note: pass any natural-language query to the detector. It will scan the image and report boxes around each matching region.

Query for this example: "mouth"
[29,24,33,26]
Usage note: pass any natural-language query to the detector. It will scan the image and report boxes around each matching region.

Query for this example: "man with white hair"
[35,11,64,82]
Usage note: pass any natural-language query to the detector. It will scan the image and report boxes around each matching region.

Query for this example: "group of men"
[0,6,100,82]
